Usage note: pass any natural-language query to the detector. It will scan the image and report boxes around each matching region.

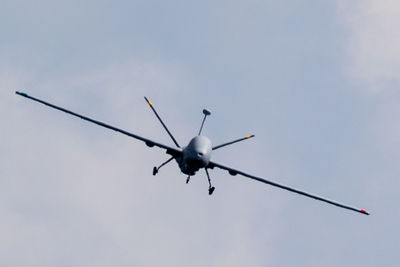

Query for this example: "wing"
[207,160,369,215]
[15,91,182,157]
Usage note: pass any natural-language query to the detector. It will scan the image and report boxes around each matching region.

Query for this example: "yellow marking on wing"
[148,100,152,105]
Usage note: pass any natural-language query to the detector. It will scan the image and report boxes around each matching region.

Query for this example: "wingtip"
[16,91,28,97]
[360,209,370,215]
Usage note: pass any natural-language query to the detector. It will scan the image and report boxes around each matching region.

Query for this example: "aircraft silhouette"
[16,91,369,215]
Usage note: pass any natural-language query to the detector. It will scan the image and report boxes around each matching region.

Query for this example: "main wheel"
[208,187,215,195]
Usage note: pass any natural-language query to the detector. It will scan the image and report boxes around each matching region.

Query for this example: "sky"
[1,0,399,266]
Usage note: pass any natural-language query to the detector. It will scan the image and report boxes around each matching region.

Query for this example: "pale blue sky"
[1,1,399,266]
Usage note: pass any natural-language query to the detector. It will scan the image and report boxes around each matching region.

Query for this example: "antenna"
[198,109,211,135]
[212,135,255,150]
[144,97,180,148]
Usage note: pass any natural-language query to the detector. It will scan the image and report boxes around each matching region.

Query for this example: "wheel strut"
[153,156,174,176]
[205,168,215,195]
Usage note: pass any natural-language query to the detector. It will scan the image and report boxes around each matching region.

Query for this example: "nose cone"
[187,136,212,164]
[179,136,213,175]
[189,136,212,155]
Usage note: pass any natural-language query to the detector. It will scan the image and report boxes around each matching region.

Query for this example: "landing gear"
[152,156,174,176]
[205,168,215,195]
[208,186,215,195]
[186,176,190,184]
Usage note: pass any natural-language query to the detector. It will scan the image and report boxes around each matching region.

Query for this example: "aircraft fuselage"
[177,136,212,175]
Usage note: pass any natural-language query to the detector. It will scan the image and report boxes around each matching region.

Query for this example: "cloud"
[336,0,400,188]
[1,59,285,266]
[332,3,400,266]
[4,1,398,266]
[337,0,400,92]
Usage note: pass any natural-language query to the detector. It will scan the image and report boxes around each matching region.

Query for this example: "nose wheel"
[205,168,215,195]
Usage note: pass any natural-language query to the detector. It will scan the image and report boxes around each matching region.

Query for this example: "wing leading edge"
[208,161,369,215]
[15,91,182,158]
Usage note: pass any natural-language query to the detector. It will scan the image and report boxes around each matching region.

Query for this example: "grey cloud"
[1,1,399,266]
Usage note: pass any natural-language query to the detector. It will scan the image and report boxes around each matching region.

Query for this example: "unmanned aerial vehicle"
[15,91,369,215]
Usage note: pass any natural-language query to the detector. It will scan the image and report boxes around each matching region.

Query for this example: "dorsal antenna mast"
[198,109,211,135]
